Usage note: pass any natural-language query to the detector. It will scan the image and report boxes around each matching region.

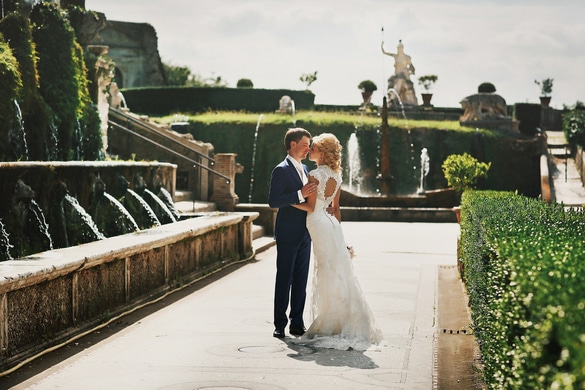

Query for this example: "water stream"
[387,88,420,193]
[248,114,264,203]
[347,132,362,194]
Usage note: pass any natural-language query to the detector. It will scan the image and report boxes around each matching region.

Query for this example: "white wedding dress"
[299,165,383,351]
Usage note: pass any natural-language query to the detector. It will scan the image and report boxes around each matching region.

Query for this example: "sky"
[84,0,585,109]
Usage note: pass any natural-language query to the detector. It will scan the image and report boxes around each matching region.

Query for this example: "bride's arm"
[292,175,318,212]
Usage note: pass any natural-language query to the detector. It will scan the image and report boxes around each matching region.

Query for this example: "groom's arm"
[268,166,301,208]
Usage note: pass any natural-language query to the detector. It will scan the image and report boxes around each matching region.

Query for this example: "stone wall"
[88,20,166,88]
[0,212,257,371]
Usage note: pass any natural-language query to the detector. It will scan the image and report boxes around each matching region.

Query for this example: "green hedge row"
[183,119,544,203]
[460,190,585,389]
[121,87,315,116]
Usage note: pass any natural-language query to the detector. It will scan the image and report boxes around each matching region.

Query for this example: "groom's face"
[290,136,311,162]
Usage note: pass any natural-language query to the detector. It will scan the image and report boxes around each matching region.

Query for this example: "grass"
[153,110,486,133]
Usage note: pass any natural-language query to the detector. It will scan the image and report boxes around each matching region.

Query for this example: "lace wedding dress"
[299,165,383,351]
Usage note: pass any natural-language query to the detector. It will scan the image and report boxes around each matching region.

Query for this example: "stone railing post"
[211,153,243,211]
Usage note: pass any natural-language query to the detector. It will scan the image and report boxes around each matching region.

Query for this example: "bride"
[293,133,383,351]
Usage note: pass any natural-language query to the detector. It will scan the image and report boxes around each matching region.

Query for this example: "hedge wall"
[121,87,315,116]
[178,119,545,203]
[460,190,585,389]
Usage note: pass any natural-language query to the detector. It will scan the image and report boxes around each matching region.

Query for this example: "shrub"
[535,78,553,97]
[460,191,585,388]
[236,78,254,88]
[442,153,491,194]
[358,79,378,92]
[478,82,496,93]
[417,75,438,91]
[563,108,585,148]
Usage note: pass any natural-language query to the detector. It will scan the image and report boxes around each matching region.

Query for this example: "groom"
[268,128,316,339]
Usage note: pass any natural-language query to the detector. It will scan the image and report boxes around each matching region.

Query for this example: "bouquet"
[346,244,356,259]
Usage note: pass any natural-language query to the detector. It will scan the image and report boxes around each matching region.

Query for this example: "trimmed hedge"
[177,117,545,203]
[460,190,585,389]
[121,87,315,115]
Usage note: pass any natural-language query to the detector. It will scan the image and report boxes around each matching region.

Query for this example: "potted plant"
[534,78,553,108]
[358,80,378,106]
[441,153,491,222]
[417,75,438,106]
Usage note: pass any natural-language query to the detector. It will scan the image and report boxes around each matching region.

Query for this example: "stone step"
[253,235,275,254]
[252,224,264,240]
[174,190,194,202]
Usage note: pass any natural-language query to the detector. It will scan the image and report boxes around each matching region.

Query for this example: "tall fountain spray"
[387,88,418,191]
[377,96,391,195]
[248,114,264,203]
[347,132,362,194]
[418,148,430,194]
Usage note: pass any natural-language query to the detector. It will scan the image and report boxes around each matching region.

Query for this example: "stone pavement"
[2,222,460,390]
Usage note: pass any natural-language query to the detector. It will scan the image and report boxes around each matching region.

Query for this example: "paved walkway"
[547,131,585,207]
[3,222,460,390]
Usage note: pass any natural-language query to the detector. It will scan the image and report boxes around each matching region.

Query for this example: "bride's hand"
[326,205,338,215]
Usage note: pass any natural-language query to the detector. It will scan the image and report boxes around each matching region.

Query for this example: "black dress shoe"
[289,326,306,336]
[273,329,285,339]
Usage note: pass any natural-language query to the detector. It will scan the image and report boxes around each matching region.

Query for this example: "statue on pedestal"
[381,40,418,107]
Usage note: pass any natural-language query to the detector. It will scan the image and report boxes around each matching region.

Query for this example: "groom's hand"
[301,183,317,198]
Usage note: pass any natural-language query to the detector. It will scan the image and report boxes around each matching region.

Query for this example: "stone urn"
[421,93,433,106]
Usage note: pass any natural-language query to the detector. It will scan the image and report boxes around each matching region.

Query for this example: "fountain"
[338,94,459,221]
[248,114,264,203]
[10,100,29,161]
[419,148,430,194]
[347,132,362,194]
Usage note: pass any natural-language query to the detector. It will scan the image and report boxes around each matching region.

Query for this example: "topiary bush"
[442,153,491,195]
[478,82,496,93]
[236,78,254,88]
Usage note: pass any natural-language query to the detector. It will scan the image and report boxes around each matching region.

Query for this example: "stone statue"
[381,40,418,107]
[276,95,294,114]
[460,93,508,122]
[108,82,127,110]
[459,92,518,131]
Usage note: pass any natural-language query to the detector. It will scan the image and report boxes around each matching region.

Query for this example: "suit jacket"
[268,157,310,243]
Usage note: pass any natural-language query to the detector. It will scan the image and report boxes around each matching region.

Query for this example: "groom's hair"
[284,128,311,150]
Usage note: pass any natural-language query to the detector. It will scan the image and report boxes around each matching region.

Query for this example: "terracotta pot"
[361,91,373,105]
[452,206,461,224]
[421,93,433,106]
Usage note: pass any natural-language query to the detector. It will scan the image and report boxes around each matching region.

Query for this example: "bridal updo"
[312,133,342,172]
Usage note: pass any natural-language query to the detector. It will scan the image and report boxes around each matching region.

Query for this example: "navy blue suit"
[268,157,311,331]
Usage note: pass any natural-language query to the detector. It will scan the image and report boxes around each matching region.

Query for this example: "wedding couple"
[268,128,383,351]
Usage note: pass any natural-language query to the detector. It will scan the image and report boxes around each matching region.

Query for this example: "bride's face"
[309,144,321,163]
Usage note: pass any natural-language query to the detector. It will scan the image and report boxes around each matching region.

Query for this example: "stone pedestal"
[210,153,243,211]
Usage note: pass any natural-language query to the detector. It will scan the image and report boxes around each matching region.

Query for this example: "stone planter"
[421,93,433,106]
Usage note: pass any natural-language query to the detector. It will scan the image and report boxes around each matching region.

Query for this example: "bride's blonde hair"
[312,133,342,172]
